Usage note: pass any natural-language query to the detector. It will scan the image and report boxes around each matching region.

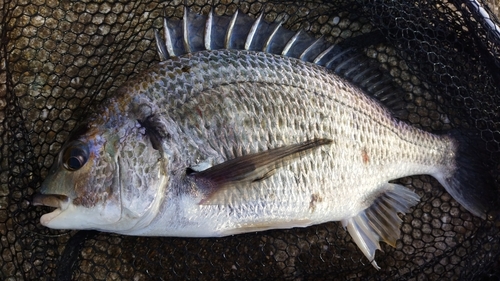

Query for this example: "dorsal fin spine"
[282,30,302,56]
[325,48,352,69]
[154,29,168,61]
[300,37,322,61]
[225,10,239,49]
[372,82,392,95]
[341,56,366,77]
[334,56,358,73]
[361,73,381,88]
[204,9,214,51]
[263,21,283,52]
[313,45,334,65]
[351,68,371,84]
[154,9,176,60]
[163,16,176,57]
[245,13,263,51]
[156,7,405,122]
[183,7,191,53]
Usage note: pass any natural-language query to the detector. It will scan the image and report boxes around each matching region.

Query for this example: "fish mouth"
[32,193,70,225]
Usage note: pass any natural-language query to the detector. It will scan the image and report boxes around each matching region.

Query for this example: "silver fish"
[33,7,496,269]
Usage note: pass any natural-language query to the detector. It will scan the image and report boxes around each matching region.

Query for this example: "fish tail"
[434,130,498,220]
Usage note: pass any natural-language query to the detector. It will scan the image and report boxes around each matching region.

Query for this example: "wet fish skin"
[35,49,430,266]
[33,8,496,269]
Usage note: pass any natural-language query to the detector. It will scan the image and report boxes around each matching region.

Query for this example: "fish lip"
[33,193,72,226]
[32,193,70,209]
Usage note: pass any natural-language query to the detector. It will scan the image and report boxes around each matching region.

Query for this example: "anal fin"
[341,183,420,269]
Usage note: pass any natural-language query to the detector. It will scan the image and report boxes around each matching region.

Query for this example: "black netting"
[1,0,499,280]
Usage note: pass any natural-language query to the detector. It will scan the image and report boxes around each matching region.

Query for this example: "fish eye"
[62,142,89,171]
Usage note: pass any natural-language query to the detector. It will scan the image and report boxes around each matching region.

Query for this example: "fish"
[32,7,497,269]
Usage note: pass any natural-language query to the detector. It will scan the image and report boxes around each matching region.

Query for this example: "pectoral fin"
[341,183,420,269]
[189,139,332,204]
[221,219,314,235]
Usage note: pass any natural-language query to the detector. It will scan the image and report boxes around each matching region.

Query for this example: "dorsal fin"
[204,8,214,50]
[225,10,239,49]
[183,7,191,53]
[300,37,325,61]
[155,7,340,62]
[184,7,208,53]
[155,7,405,115]
[245,13,263,51]
[282,30,302,56]
[155,9,175,60]
[262,20,283,53]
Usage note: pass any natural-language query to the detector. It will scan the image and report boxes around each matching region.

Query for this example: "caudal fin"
[341,183,420,269]
[435,130,498,220]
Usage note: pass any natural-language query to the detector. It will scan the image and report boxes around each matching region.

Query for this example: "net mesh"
[1,0,499,280]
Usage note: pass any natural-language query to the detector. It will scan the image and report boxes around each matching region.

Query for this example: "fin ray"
[221,219,313,236]
[155,7,408,116]
[225,10,239,49]
[434,131,498,219]
[245,13,263,51]
[190,139,332,204]
[325,48,355,69]
[313,45,336,65]
[341,183,420,269]
[300,37,323,61]
[263,21,283,52]
[154,11,176,59]
[154,29,169,61]
[282,30,302,56]
[204,8,214,50]
[183,7,191,53]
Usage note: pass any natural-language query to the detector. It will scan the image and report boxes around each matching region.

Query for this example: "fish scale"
[33,7,496,270]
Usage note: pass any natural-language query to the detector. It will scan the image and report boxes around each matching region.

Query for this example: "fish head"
[34,103,169,233]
